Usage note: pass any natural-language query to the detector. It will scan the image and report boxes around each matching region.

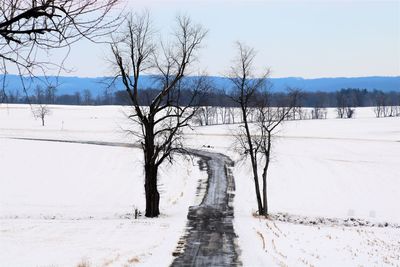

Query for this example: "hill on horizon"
[1,75,399,96]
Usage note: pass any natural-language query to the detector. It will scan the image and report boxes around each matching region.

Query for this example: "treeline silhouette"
[2,87,400,115]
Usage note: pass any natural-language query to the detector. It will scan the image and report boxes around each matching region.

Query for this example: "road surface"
[171,149,241,267]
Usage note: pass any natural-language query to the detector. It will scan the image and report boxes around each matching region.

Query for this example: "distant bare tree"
[33,103,51,126]
[83,89,93,105]
[111,12,207,217]
[311,107,327,119]
[387,92,399,117]
[336,89,355,119]
[373,90,400,118]
[74,91,81,105]
[7,89,20,102]
[34,85,44,103]
[194,106,217,126]
[102,87,113,105]
[311,92,327,119]
[373,90,386,118]
[193,107,206,126]
[336,91,346,118]
[216,106,230,124]
[45,85,57,104]
[228,107,236,124]
[289,89,304,120]
[0,86,5,102]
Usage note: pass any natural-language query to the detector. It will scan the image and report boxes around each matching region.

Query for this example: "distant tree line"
[1,87,399,119]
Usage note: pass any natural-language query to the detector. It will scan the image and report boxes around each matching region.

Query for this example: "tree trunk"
[261,167,268,216]
[261,132,272,216]
[144,121,160,218]
[241,105,263,215]
[251,157,263,215]
[144,164,160,217]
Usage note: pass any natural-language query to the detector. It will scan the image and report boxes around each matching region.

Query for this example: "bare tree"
[74,91,81,105]
[33,103,51,126]
[288,89,303,120]
[45,85,57,104]
[311,92,327,119]
[372,90,400,118]
[83,89,93,105]
[311,107,327,119]
[194,105,216,126]
[253,91,298,215]
[34,85,44,103]
[373,90,386,118]
[229,42,297,216]
[218,106,228,124]
[7,89,20,103]
[111,12,207,217]
[336,89,355,119]
[102,87,114,105]
[229,42,268,215]
[0,0,121,98]
[193,106,207,126]
[228,107,236,124]
[387,92,399,117]
[0,86,6,102]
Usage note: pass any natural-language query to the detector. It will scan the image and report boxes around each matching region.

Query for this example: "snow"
[183,107,400,266]
[0,104,206,266]
[1,104,400,266]
[235,217,400,266]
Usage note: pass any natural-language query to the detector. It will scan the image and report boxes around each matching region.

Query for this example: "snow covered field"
[0,105,206,266]
[1,104,399,266]
[185,108,400,266]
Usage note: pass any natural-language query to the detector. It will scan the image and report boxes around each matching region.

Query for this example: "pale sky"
[50,0,400,78]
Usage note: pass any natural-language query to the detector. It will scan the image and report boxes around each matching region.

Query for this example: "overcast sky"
[54,0,399,78]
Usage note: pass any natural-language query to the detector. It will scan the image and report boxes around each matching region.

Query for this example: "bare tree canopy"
[33,103,51,126]
[230,42,298,216]
[0,0,121,77]
[111,12,208,217]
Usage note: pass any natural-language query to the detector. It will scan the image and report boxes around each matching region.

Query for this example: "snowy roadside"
[0,137,206,266]
[231,119,400,266]
[183,108,400,266]
[235,215,400,266]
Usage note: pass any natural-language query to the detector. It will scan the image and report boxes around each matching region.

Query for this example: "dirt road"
[171,150,241,267]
